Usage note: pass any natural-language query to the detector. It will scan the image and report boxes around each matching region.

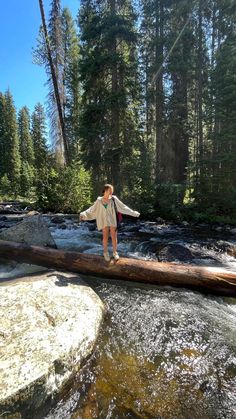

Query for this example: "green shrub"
[155,183,186,220]
[36,163,92,213]
[0,174,12,198]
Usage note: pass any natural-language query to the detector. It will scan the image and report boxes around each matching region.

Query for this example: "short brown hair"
[102,183,114,194]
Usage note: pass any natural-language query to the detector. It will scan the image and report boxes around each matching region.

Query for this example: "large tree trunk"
[155,0,165,183]
[109,0,121,193]
[0,240,236,296]
[38,0,69,165]
[197,0,204,193]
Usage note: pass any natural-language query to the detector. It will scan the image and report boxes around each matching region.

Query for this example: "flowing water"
[2,217,236,418]
[41,218,236,419]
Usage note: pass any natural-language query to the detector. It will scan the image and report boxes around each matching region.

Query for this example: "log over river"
[0,239,236,296]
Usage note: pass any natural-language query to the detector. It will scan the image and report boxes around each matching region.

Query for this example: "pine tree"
[211,32,236,213]
[31,103,48,174]
[47,0,66,164]
[62,7,81,159]
[18,107,35,164]
[166,0,194,189]
[191,0,236,215]
[79,0,141,196]
[4,90,21,196]
[18,107,35,194]
[0,92,7,179]
[140,0,166,184]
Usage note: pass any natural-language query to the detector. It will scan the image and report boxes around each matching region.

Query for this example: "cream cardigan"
[80,195,140,230]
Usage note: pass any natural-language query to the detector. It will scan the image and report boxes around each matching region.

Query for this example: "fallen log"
[0,239,236,296]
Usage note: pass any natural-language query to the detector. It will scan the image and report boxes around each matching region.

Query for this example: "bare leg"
[102,227,109,253]
[110,226,117,253]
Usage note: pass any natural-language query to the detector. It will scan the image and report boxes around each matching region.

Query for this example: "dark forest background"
[0,0,235,223]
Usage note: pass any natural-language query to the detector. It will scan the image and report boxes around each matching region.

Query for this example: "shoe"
[104,252,110,262]
[113,252,120,261]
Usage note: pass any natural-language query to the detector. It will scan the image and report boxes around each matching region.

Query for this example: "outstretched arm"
[113,196,140,217]
[80,200,99,221]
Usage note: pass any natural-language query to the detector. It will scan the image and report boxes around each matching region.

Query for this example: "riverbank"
[1,199,236,227]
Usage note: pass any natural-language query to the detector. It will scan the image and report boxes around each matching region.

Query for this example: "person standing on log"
[80,184,140,262]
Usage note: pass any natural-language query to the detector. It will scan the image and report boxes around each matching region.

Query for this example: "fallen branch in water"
[0,239,235,296]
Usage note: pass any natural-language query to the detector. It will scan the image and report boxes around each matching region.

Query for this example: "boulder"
[0,215,56,248]
[51,216,65,224]
[158,244,193,262]
[0,216,56,276]
[0,271,104,418]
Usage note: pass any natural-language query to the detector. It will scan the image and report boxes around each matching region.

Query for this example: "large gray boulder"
[0,215,57,277]
[0,215,56,248]
[0,271,104,418]
[158,244,193,262]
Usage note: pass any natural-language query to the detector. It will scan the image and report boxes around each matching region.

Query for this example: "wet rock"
[118,224,138,233]
[227,246,236,258]
[51,216,65,224]
[195,223,210,229]
[0,222,10,229]
[85,222,96,231]
[0,203,27,215]
[82,349,212,419]
[158,244,193,262]
[230,228,236,235]
[156,217,165,223]
[25,210,40,216]
[0,271,104,418]
[0,215,56,248]
[211,224,224,232]
[137,240,164,254]
[57,223,67,230]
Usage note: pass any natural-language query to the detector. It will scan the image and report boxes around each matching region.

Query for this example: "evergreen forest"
[0,0,235,223]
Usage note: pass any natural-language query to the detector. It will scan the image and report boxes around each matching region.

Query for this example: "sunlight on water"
[46,281,236,418]
[39,220,236,418]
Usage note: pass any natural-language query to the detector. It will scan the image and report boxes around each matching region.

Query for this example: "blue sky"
[0,0,80,114]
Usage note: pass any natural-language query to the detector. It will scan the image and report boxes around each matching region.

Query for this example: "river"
[2,217,236,418]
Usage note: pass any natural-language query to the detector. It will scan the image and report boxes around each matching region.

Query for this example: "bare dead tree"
[38,0,69,165]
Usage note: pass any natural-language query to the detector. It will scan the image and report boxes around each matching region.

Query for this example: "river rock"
[51,216,65,224]
[158,244,193,262]
[156,217,165,223]
[0,222,10,229]
[58,223,67,230]
[0,215,56,248]
[227,246,236,258]
[0,270,104,418]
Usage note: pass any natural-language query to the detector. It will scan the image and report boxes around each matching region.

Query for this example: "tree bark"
[38,0,69,165]
[155,0,165,184]
[0,240,236,296]
[109,0,121,193]
[197,0,203,192]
